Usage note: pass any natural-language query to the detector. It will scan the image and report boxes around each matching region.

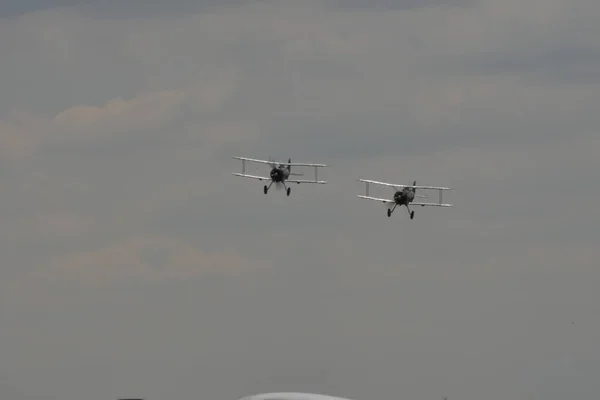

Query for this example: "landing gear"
[264,181,289,196]
[281,181,290,196]
[406,205,415,220]
[387,203,415,219]
[388,204,397,217]
[264,181,273,194]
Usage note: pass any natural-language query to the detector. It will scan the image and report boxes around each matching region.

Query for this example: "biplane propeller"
[233,156,328,196]
[357,178,452,219]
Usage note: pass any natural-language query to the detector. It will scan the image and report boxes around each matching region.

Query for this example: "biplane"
[357,179,452,219]
[233,156,327,196]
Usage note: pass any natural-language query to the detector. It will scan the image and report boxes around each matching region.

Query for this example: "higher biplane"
[233,156,327,196]
[357,179,452,219]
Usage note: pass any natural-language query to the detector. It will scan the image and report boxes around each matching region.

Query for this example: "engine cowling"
[270,168,283,182]
[393,191,404,203]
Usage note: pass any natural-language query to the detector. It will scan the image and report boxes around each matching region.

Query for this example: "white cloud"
[46,235,263,283]
[52,91,185,131]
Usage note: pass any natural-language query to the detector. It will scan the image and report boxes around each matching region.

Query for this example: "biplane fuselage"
[233,156,327,196]
[357,179,452,219]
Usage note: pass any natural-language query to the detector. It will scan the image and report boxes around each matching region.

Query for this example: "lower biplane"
[233,156,327,196]
[357,179,452,219]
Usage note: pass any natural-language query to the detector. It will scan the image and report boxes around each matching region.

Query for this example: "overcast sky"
[1,1,599,400]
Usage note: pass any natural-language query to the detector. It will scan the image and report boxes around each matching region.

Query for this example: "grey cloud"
[0,0,253,18]
[534,359,600,399]
[432,44,600,83]
[2,2,600,400]
[0,0,471,19]
[0,379,53,400]
[327,0,473,10]
[4,241,599,400]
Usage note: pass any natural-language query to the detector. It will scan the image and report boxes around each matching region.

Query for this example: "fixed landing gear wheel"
[264,185,268,194]
[410,211,415,219]
[387,209,391,217]
[286,187,291,196]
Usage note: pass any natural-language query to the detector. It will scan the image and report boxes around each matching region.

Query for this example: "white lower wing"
[411,202,453,207]
[357,195,395,204]
[232,174,326,184]
[287,178,327,184]
[232,173,270,180]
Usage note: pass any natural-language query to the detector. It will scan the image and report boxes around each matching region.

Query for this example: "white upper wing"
[233,156,275,166]
[357,179,451,190]
[233,157,327,167]
[410,185,452,190]
[286,162,328,167]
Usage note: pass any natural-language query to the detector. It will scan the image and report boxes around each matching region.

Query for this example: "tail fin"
[287,158,305,176]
